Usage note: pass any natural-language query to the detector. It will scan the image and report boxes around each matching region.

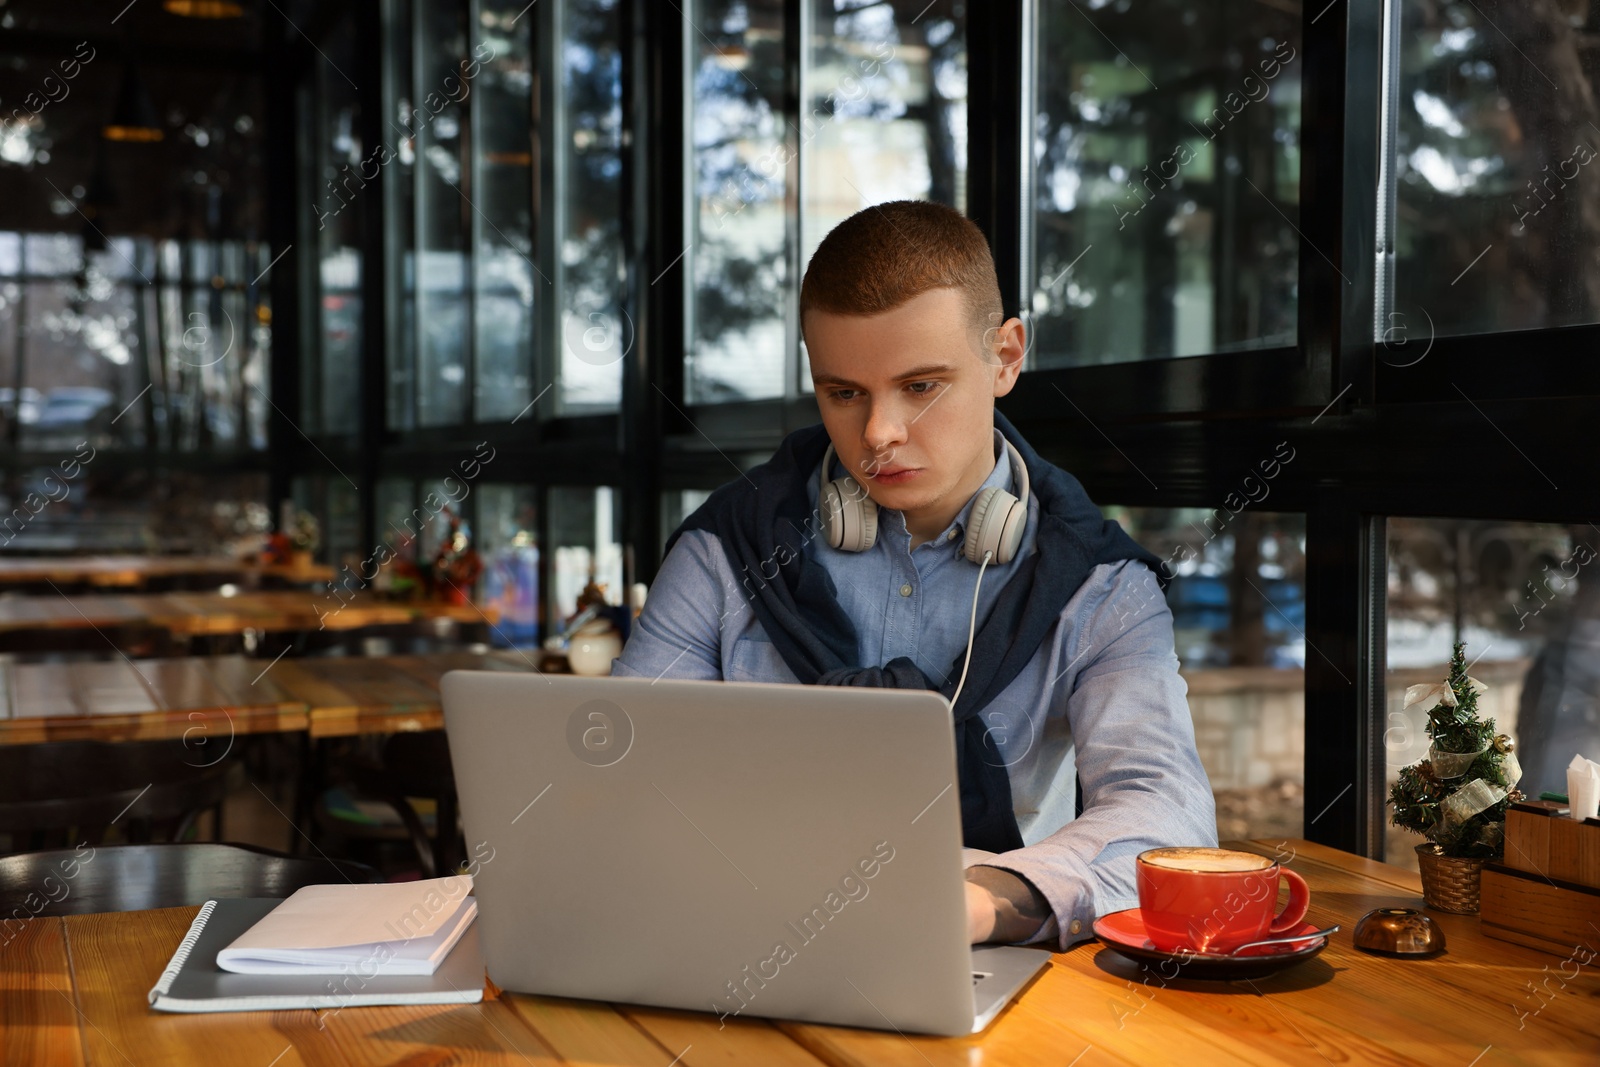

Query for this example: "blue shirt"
[612,429,1218,949]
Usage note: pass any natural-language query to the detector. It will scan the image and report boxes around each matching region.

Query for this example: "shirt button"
[1068,919,1082,935]
[946,528,959,542]
[899,583,913,597]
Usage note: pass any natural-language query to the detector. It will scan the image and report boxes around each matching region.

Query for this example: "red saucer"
[1092,908,1330,980]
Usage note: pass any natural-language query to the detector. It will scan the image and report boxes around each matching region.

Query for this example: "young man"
[612,200,1217,949]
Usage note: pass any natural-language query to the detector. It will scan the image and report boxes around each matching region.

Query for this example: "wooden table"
[0,590,495,640]
[6,840,1596,1065]
[0,650,539,745]
[0,555,335,588]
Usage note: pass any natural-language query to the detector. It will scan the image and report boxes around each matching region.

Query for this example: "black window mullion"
[1303,493,1376,855]
[966,0,1025,322]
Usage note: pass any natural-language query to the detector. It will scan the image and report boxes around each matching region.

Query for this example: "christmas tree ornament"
[1389,643,1521,914]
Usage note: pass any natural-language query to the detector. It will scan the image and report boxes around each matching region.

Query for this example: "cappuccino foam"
[1140,847,1273,873]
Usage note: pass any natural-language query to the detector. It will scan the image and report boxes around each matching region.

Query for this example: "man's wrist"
[964,864,1051,943]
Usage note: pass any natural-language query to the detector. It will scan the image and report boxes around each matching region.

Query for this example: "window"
[549,485,624,626]
[303,15,365,437]
[554,0,627,415]
[1385,517,1594,870]
[686,0,789,404]
[0,233,268,455]
[1029,0,1300,366]
[383,0,624,426]
[800,1,968,262]
[415,0,471,428]
[686,0,969,404]
[1389,0,1600,336]
[1112,506,1308,843]
[473,1,538,422]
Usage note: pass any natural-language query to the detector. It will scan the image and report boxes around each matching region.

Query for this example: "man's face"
[804,287,1025,521]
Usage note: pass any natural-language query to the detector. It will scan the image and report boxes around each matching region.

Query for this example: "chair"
[319,731,462,878]
[0,842,383,917]
[0,739,233,849]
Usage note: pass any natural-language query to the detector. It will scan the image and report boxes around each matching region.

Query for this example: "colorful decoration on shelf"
[289,512,320,553]
[430,507,482,605]
[263,503,320,569]
[261,530,294,566]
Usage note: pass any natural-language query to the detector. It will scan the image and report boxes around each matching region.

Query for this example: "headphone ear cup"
[993,494,1027,564]
[857,494,878,551]
[823,481,844,549]
[963,488,999,564]
[825,477,878,552]
[965,488,1026,565]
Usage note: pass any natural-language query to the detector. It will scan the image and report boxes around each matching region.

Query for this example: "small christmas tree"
[1389,642,1523,859]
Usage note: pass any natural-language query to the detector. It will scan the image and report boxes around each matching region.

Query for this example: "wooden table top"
[0,555,335,587]
[0,589,494,637]
[0,650,540,745]
[5,839,1596,1065]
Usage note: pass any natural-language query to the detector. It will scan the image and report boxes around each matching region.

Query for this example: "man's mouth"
[869,466,920,484]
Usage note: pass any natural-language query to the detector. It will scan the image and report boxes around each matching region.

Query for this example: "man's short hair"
[799,200,1004,338]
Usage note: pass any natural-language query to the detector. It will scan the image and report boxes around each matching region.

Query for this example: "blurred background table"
[0,590,498,654]
[0,554,334,589]
[0,650,538,746]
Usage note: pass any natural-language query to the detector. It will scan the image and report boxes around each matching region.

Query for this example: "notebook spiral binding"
[147,900,218,1005]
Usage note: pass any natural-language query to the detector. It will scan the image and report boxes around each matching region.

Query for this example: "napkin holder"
[1479,801,1600,956]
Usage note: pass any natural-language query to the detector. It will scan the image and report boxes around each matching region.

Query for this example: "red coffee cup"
[1135,846,1310,954]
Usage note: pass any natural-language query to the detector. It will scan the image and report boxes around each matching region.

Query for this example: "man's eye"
[908,381,939,395]
[830,390,858,402]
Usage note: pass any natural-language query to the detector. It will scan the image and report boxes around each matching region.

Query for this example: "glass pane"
[686,0,789,404]
[801,0,968,260]
[661,489,713,537]
[1112,506,1308,843]
[244,293,271,450]
[325,478,362,573]
[1385,518,1597,870]
[1393,1,1600,335]
[0,280,18,436]
[23,233,80,276]
[1030,0,1300,366]
[548,485,623,628]
[19,279,145,450]
[557,0,626,415]
[385,0,419,432]
[416,0,470,427]
[479,483,541,646]
[474,1,538,422]
[312,19,364,436]
[373,477,429,597]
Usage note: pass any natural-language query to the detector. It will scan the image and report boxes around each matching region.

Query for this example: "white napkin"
[1567,754,1600,821]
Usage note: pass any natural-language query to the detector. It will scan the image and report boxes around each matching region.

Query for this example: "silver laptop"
[440,671,1050,1036]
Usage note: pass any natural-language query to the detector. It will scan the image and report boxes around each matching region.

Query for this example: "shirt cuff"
[977,852,1107,951]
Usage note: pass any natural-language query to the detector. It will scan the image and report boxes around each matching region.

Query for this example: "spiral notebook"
[148,898,486,1014]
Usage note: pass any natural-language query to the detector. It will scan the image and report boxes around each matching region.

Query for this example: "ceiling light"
[103,64,164,142]
[163,1,245,16]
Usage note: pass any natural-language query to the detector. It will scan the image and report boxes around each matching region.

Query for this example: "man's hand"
[964,865,1051,945]
[965,880,998,944]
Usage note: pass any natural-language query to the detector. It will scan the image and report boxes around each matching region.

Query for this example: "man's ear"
[989,316,1026,398]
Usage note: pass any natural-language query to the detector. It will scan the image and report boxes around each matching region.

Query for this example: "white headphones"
[818,437,1032,564]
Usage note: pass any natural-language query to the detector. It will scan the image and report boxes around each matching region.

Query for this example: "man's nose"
[861,400,908,459]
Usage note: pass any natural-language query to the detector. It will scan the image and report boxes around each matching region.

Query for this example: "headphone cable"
[949,549,992,712]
